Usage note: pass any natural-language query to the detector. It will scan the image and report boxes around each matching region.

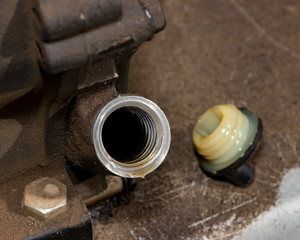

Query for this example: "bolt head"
[23,177,67,220]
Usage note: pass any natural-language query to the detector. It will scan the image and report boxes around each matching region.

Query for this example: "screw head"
[23,177,67,220]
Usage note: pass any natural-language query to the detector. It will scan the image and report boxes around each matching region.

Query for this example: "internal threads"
[93,96,171,178]
[102,106,157,163]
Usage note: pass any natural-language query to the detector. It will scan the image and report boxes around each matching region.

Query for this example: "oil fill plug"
[193,104,263,186]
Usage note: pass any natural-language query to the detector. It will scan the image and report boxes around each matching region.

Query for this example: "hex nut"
[23,177,67,220]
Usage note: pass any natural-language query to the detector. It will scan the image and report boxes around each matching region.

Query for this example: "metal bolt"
[23,177,67,220]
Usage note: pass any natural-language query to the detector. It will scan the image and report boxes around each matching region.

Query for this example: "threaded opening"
[93,96,171,178]
[102,106,157,163]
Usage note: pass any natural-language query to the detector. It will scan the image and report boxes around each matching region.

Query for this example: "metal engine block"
[0,0,169,239]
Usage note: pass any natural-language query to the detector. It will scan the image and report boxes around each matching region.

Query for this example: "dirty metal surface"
[93,0,300,239]
[37,0,166,73]
[0,160,92,240]
[1,0,168,239]
[0,0,165,185]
